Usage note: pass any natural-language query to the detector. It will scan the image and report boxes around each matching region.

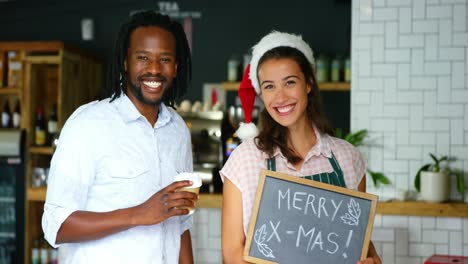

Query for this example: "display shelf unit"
[1,41,104,264]
[27,187,47,202]
[29,146,54,155]
[221,81,351,91]
[0,87,21,95]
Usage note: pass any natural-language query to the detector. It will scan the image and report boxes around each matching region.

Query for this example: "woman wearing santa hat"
[220,31,381,264]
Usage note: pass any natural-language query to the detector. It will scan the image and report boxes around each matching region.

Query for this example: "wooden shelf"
[221,82,240,91]
[23,191,468,217]
[23,55,61,64]
[3,41,105,264]
[319,82,350,91]
[221,81,351,91]
[26,188,221,205]
[376,201,468,217]
[0,41,67,52]
[27,187,47,201]
[29,146,54,155]
[0,87,20,95]
[195,195,468,218]
[198,194,223,208]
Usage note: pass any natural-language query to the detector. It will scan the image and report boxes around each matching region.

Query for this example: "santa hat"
[235,31,316,141]
[236,64,258,141]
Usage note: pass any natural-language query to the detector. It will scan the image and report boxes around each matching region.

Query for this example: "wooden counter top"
[198,194,223,208]
[196,194,468,217]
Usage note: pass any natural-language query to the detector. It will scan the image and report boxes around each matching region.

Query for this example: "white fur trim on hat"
[249,31,315,94]
[236,122,258,141]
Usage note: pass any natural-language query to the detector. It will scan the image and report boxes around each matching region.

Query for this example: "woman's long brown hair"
[255,46,334,164]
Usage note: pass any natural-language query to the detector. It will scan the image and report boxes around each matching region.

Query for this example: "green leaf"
[367,169,391,188]
[345,129,368,147]
[455,171,465,194]
[439,156,448,162]
[368,170,377,186]
[335,128,343,139]
[429,153,438,163]
[414,164,431,192]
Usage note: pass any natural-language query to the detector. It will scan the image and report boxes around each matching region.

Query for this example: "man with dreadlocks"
[42,11,197,263]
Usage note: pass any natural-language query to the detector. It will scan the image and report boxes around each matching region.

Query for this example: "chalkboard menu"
[244,170,378,264]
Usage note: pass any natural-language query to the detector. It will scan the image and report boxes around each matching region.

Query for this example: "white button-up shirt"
[42,94,193,264]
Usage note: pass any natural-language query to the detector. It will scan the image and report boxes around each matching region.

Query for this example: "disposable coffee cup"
[174,172,202,215]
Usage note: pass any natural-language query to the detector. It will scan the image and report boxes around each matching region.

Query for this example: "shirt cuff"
[179,214,193,235]
[42,203,76,248]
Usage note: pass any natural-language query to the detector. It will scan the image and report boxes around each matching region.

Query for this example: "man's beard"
[130,78,172,106]
[128,81,168,106]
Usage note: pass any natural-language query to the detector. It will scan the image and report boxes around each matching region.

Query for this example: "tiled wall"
[352,0,468,263]
[191,208,222,264]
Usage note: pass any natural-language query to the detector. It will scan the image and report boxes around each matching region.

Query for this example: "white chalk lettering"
[267,220,281,242]
[326,232,339,254]
[277,189,343,223]
[278,188,290,210]
[293,192,307,210]
[310,231,324,251]
[304,194,316,215]
[331,199,343,221]
[318,197,329,218]
[297,225,315,252]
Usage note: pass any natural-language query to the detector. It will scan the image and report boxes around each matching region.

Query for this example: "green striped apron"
[266,151,347,187]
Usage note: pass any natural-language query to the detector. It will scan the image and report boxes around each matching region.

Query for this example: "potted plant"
[414,153,465,202]
[336,129,391,187]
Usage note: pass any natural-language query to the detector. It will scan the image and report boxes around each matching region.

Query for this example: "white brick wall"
[191,209,222,264]
[353,0,468,262]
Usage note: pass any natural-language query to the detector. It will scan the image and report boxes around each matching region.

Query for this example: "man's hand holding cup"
[173,172,202,215]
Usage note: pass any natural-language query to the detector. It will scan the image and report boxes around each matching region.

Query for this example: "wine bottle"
[39,239,49,264]
[35,106,47,146]
[331,55,341,82]
[31,238,40,264]
[1,100,12,128]
[47,104,58,146]
[12,99,20,128]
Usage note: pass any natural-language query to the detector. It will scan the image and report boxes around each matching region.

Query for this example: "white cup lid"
[174,172,202,187]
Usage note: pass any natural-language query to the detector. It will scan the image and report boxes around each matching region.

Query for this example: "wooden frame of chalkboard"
[244,169,378,264]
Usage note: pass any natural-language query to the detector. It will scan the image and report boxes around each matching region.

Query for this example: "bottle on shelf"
[34,106,47,146]
[227,54,240,82]
[31,238,40,264]
[315,54,329,82]
[39,239,49,264]
[242,53,251,73]
[7,51,22,88]
[47,104,58,146]
[330,54,342,82]
[50,247,58,264]
[344,55,351,82]
[12,99,20,128]
[1,100,12,128]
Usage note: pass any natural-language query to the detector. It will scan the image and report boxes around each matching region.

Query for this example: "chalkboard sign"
[244,170,378,264]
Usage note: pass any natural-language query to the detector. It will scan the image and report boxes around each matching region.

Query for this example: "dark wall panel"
[0,0,351,131]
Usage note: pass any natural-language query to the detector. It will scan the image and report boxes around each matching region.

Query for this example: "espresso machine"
[180,111,224,193]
